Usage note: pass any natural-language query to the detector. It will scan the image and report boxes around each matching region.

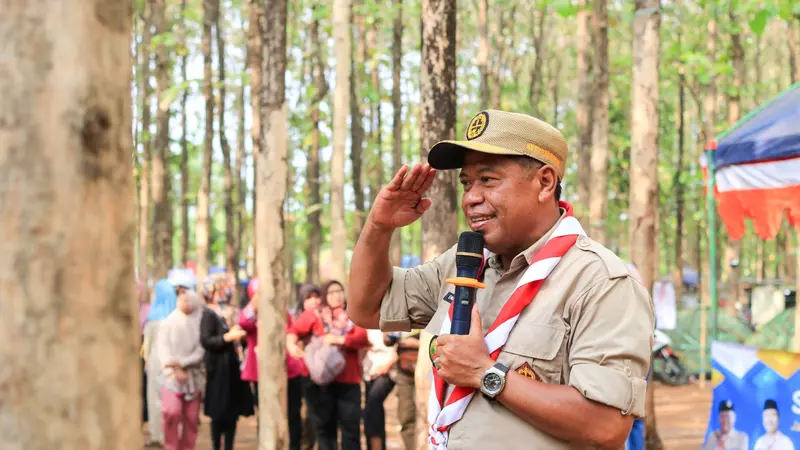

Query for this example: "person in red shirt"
[287,280,369,450]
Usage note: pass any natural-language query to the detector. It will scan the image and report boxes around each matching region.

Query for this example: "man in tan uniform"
[347,110,654,449]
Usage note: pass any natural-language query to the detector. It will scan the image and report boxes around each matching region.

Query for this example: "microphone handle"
[450,283,477,335]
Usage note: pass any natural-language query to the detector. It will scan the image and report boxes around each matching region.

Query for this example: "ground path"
[150,382,712,449]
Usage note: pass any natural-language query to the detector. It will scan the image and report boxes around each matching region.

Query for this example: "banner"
[704,341,800,450]
[652,280,677,330]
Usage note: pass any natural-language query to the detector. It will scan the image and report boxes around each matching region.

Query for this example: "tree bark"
[674,73,686,300]
[236,52,247,300]
[788,18,800,83]
[197,0,216,286]
[180,0,190,267]
[390,0,404,267]
[248,0,263,270]
[477,0,489,109]
[0,2,138,447]
[330,0,351,284]
[305,8,326,285]
[350,0,366,239]
[216,0,237,291]
[139,0,153,283]
[575,0,594,225]
[630,1,662,448]
[368,21,384,206]
[257,0,290,447]
[527,3,547,118]
[151,0,173,280]
[417,0,458,448]
[724,3,745,309]
[589,0,608,245]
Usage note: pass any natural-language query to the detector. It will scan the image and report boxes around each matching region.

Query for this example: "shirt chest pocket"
[498,324,566,384]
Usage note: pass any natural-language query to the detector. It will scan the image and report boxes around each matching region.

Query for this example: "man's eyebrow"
[459,166,495,178]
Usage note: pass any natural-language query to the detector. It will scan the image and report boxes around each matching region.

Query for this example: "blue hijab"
[146,279,177,322]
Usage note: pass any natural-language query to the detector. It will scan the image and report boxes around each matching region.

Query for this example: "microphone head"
[455,231,484,269]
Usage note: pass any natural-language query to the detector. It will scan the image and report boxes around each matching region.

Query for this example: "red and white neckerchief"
[427,201,586,450]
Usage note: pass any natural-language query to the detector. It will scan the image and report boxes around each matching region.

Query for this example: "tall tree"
[216,0,238,296]
[368,21,384,206]
[0,1,138,446]
[257,0,290,446]
[630,0,663,448]
[197,0,216,286]
[789,18,800,83]
[390,0,404,267]
[151,0,174,280]
[589,0,609,245]
[139,1,153,283]
[527,3,548,118]
[575,0,594,224]
[477,0,489,109]
[725,1,746,309]
[673,73,687,300]
[417,0,458,448]
[330,0,351,284]
[305,7,327,285]
[180,0,191,266]
[350,0,366,238]
[248,0,263,267]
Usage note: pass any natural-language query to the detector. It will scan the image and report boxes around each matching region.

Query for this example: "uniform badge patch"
[515,362,541,381]
[466,111,489,140]
[443,292,455,303]
[429,335,439,364]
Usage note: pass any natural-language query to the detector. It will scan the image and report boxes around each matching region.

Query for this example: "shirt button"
[576,236,591,249]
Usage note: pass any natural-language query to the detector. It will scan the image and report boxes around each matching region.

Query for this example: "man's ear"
[536,165,558,203]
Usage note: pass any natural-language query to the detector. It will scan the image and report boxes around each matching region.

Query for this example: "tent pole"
[707,140,719,344]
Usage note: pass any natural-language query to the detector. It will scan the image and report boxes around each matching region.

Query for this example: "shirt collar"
[485,207,567,272]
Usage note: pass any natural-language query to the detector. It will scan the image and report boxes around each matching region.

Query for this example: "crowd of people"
[137,272,420,450]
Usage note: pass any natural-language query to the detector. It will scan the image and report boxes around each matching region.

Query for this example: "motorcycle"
[652,329,689,386]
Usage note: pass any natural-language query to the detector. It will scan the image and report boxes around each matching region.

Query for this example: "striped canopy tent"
[707,83,800,240]
[703,82,800,348]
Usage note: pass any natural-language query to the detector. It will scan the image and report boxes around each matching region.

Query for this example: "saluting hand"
[434,306,495,390]
[368,163,437,231]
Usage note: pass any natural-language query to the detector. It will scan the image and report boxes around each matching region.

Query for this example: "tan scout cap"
[427,110,569,178]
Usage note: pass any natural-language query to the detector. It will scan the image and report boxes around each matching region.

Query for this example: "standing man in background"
[347,110,654,449]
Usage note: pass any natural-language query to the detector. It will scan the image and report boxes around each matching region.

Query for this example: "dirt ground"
[148,382,712,449]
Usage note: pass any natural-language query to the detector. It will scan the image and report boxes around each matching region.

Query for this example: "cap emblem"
[466,111,489,140]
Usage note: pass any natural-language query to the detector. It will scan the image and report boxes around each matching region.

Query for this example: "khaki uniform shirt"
[379,213,654,449]
[704,429,749,450]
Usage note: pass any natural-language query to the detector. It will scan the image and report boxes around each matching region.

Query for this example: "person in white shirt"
[755,399,795,450]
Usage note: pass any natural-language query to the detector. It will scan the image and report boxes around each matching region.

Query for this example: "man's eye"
[460,180,472,187]
[480,177,493,183]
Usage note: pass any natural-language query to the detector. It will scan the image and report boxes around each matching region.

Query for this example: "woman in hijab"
[157,290,206,450]
[143,279,178,447]
[201,282,254,450]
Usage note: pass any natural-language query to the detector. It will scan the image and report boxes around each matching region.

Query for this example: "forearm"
[497,372,631,450]
[347,218,395,328]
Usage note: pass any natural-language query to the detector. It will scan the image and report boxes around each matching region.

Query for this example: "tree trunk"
[390,0,404,267]
[674,74,686,300]
[368,22,384,206]
[331,0,351,284]
[180,0,190,267]
[216,0,237,290]
[528,4,547,118]
[139,1,153,284]
[630,1,662,448]
[549,35,565,125]
[477,0,489,109]
[0,2,138,447]
[305,8,326,285]
[417,0,458,448]
[788,18,800,83]
[248,0,263,270]
[151,0,174,280]
[724,5,745,309]
[236,56,247,302]
[589,0,608,245]
[257,0,290,447]
[575,0,594,225]
[350,0,366,239]
[197,0,216,286]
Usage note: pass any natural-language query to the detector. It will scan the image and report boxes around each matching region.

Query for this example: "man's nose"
[462,186,485,207]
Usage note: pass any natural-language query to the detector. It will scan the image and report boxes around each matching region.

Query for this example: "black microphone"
[448,231,486,335]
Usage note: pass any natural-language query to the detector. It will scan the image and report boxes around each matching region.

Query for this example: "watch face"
[483,372,502,392]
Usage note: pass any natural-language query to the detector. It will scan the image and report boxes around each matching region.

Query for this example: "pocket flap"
[502,324,565,361]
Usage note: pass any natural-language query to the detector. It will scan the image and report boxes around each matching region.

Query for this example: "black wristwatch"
[480,362,510,400]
